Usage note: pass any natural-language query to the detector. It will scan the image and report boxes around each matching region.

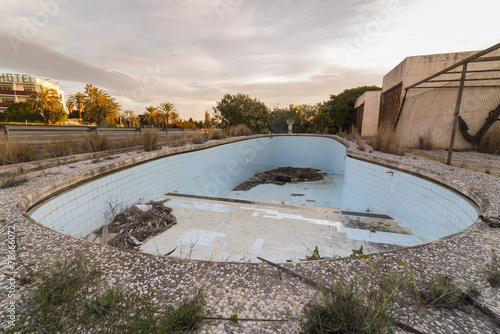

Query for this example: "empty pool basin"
[27,136,480,262]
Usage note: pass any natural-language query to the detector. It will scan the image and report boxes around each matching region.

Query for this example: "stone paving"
[0,134,499,333]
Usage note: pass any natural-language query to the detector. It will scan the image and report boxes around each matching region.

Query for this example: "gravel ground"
[0,134,499,333]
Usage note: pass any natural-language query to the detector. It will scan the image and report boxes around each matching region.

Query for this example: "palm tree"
[28,87,62,123]
[67,92,86,119]
[144,106,159,127]
[84,84,120,125]
[170,111,180,126]
[158,102,177,127]
[122,110,137,127]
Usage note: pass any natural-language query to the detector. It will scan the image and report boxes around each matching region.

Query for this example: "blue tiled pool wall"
[29,136,479,242]
[29,136,346,238]
[341,157,480,241]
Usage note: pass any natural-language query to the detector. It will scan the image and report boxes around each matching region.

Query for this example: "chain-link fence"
[396,44,500,176]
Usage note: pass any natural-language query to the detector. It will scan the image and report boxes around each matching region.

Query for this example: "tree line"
[212,86,381,134]
[3,83,380,133]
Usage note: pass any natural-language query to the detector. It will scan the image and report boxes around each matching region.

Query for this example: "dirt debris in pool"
[233,167,325,191]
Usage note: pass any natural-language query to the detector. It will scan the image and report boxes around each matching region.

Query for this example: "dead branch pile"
[106,201,176,250]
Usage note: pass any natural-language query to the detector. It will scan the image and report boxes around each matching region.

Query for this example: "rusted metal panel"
[379,83,402,126]
[353,103,364,133]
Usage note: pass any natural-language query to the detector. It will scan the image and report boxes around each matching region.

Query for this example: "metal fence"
[0,124,192,145]
[397,43,500,176]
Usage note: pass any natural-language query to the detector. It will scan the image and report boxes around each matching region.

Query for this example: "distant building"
[0,73,65,113]
[353,91,381,137]
[354,46,500,149]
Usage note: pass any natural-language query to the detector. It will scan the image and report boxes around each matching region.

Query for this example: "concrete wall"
[354,91,381,137]
[382,49,500,149]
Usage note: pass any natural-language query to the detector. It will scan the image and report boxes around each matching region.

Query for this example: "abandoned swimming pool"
[27,136,480,262]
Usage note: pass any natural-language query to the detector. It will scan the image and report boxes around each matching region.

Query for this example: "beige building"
[0,73,65,113]
[353,90,381,137]
[375,47,500,149]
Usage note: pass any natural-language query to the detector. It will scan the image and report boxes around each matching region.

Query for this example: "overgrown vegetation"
[191,130,207,144]
[208,128,225,140]
[369,122,405,156]
[0,174,28,189]
[301,258,404,333]
[142,130,160,151]
[226,124,252,136]
[0,136,39,165]
[485,250,500,287]
[85,133,110,152]
[300,256,478,333]
[410,273,469,309]
[12,253,206,333]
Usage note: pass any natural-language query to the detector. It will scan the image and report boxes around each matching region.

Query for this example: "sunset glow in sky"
[1,0,498,119]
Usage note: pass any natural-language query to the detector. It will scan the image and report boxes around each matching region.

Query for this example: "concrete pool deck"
[1,134,499,333]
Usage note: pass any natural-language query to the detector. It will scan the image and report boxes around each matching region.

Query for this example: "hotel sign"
[0,73,36,84]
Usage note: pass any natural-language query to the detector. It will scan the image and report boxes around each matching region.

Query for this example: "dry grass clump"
[46,135,81,158]
[478,127,500,155]
[111,135,142,149]
[418,130,434,150]
[141,130,159,151]
[227,124,252,137]
[0,136,39,165]
[352,127,366,151]
[369,123,405,156]
[85,133,110,152]
[191,131,207,144]
[0,174,28,189]
[208,129,225,140]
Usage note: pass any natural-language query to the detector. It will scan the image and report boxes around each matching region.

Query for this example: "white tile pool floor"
[140,192,425,263]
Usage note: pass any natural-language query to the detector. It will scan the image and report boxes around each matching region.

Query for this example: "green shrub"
[0,112,44,123]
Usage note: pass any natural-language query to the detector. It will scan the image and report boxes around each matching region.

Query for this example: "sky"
[1,0,498,120]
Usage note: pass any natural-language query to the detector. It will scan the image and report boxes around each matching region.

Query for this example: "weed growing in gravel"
[409,273,469,309]
[485,250,500,287]
[0,175,27,189]
[301,257,409,333]
[12,253,206,333]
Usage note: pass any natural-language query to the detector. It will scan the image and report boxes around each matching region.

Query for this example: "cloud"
[0,30,138,91]
[1,0,499,120]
